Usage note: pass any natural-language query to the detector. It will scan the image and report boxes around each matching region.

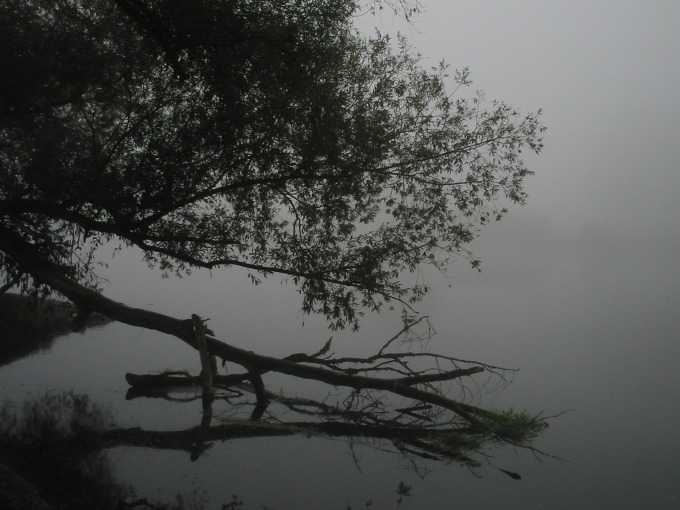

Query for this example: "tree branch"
[0,224,490,428]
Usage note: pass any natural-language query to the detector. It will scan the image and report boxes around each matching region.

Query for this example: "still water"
[1,222,680,508]
[0,322,539,509]
[1,307,678,509]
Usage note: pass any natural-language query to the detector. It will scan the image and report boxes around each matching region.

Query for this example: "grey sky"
[407,0,680,232]
[395,0,680,391]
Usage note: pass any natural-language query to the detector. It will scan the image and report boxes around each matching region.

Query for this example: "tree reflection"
[0,390,544,509]
[0,392,131,509]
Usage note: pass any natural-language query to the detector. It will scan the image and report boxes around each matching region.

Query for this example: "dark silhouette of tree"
[0,0,543,328]
[0,0,546,437]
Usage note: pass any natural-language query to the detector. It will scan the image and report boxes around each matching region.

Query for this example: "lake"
[1,224,679,509]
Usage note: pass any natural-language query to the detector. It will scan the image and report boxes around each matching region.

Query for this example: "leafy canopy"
[0,0,544,329]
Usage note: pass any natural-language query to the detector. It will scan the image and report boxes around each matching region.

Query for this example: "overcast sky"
[406,0,680,230]
[377,0,680,407]
[405,3,680,323]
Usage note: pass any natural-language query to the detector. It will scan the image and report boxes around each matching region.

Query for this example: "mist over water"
[3,1,680,508]
[2,211,679,508]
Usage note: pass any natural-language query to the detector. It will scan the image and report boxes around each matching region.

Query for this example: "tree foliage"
[0,0,544,329]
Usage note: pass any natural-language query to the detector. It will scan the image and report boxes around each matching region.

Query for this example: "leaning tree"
[0,0,546,449]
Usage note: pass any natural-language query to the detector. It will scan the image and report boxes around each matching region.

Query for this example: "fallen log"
[0,226,511,430]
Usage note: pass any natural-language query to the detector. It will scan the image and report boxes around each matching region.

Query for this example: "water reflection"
[1,387,536,509]
[0,392,132,509]
[0,391,443,509]
[0,313,548,509]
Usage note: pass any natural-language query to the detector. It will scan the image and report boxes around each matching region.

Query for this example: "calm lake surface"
[1,224,679,509]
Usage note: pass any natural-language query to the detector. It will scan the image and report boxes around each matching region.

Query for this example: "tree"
[0,0,546,440]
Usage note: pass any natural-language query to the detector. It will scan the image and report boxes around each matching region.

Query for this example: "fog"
[4,1,679,507]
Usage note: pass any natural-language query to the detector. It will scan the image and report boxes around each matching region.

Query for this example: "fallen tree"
[0,0,548,458]
[0,225,547,444]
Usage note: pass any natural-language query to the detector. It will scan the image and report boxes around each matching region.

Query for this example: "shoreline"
[0,292,110,366]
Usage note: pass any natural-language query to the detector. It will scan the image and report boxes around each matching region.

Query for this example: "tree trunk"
[0,226,490,428]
